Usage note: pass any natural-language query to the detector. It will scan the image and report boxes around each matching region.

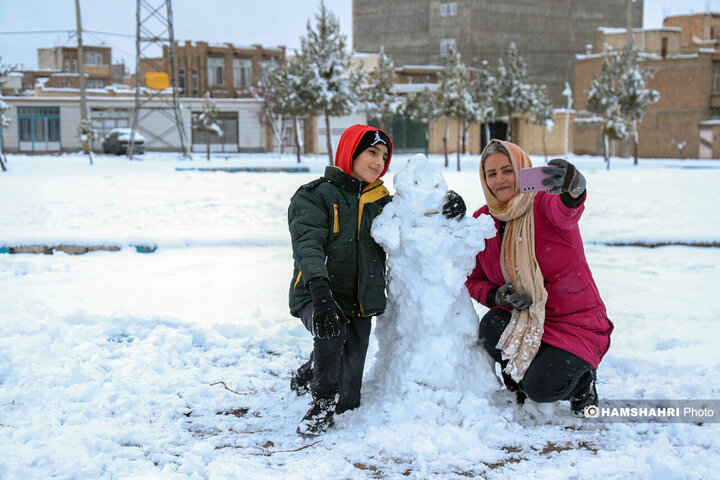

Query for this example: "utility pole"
[129,0,189,159]
[75,0,93,164]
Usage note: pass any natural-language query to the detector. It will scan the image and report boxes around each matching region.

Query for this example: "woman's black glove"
[542,159,586,196]
[495,283,532,310]
[442,190,466,219]
[307,278,349,339]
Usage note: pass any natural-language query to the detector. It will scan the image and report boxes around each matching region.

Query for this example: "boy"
[288,125,465,436]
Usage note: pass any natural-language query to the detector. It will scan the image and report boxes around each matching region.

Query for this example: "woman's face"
[484,152,517,203]
[351,144,388,183]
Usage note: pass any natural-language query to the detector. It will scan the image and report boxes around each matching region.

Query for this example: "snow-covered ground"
[0,151,719,479]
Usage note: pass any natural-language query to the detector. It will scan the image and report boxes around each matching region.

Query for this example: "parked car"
[102,128,146,155]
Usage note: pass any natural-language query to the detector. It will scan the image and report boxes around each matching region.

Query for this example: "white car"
[102,128,146,155]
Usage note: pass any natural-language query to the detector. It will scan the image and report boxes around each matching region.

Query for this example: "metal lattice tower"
[128,0,188,158]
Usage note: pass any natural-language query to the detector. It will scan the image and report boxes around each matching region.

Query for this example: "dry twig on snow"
[210,381,254,396]
[254,439,323,456]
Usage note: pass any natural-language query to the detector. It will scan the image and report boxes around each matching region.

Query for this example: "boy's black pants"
[298,302,372,414]
[479,308,595,403]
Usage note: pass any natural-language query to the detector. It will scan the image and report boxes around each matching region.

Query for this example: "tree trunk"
[443,119,449,168]
[206,135,210,161]
[505,113,513,141]
[0,129,6,172]
[424,125,429,157]
[324,110,333,166]
[278,114,285,155]
[543,127,548,163]
[633,119,639,166]
[456,118,462,171]
[484,123,491,150]
[603,134,610,170]
[294,116,301,164]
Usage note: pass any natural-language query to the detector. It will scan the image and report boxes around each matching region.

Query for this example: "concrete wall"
[1,96,267,154]
[426,111,572,157]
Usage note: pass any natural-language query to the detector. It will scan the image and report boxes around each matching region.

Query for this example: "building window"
[178,68,186,94]
[233,58,252,88]
[64,59,70,72]
[440,38,456,56]
[208,57,224,88]
[88,79,104,89]
[441,2,457,16]
[713,62,720,94]
[17,106,61,150]
[85,51,103,66]
[661,37,668,58]
[192,68,199,96]
[73,59,77,72]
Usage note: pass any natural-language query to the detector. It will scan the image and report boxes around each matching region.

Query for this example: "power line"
[0,29,134,38]
[0,30,73,35]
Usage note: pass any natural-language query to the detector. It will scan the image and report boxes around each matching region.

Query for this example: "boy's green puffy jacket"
[288,165,391,318]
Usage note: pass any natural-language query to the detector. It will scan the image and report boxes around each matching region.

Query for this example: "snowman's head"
[393,154,448,216]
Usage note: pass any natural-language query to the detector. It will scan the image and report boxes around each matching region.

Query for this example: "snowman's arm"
[465,257,499,308]
[288,191,330,284]
[370,199,401,252]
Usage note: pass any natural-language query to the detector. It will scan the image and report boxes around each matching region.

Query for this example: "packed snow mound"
[369,154,498,397]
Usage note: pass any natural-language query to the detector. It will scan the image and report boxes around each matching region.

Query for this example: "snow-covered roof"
[392,83,440,93]
[597,26,682,34]
[397,64,444,71]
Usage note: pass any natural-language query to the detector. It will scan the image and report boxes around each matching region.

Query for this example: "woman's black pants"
[479,308,595,403]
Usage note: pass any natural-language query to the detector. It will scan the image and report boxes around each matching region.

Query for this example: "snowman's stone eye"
[414,180,418,184]
[434,183,439,188]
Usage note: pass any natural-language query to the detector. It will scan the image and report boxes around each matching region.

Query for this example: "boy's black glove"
[442,190,466,219]
[307,278,349,339]
[495,283,532,310]
[542,159,586,196]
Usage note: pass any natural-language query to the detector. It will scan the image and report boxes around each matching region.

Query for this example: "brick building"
[353,0,642,105]
[574,13,720,159]
[22,46,124,91]
[137,41,286,99]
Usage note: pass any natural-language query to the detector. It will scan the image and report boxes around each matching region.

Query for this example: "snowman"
[369,154,498,399]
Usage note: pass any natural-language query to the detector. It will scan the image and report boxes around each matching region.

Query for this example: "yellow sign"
[145,72,170,90]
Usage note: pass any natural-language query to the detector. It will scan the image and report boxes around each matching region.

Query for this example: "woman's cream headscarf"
[479,139,548,382]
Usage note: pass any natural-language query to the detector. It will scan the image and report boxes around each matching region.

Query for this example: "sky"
[1,0,719,71]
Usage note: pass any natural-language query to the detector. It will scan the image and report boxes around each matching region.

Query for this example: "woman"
[465,139,612,414]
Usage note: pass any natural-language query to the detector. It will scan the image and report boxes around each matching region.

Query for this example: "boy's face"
[351,144,388,184]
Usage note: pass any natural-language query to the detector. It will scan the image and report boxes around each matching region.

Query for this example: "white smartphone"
[519,165,560,193]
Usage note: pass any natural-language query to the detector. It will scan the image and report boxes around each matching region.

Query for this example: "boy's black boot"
[297,390,338,436]
[571,375,598,415]
[290,355,313,396]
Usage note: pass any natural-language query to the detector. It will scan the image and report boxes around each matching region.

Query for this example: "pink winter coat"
[465,191,613,369]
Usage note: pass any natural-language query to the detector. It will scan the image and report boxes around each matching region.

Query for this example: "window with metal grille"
[84,51,104,65]
[208,58,224,88]
[178,68,186,94]
[440,38,456,56]
[441,2,457,16]
[233,58,251,88]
